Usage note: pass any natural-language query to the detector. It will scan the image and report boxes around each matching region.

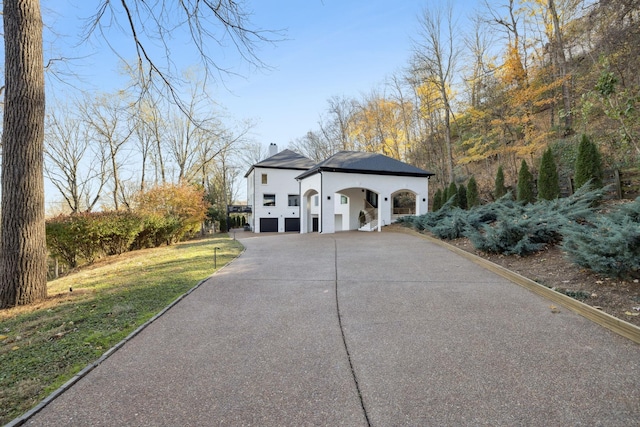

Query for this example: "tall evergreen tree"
[517,159,535,204]
[432,188,443,211]
[457,184,468,210]
[447,182,458,207]
[467,176,480,208]
[574,134,603,189]
[494,166,507,199]
[538,148,560,200]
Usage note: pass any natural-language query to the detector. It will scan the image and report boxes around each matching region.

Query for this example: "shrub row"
[46,210,198,269]
[398,186,640,279]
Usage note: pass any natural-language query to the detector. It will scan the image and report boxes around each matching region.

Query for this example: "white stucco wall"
[247,167,304,233]
[299,171,429,234]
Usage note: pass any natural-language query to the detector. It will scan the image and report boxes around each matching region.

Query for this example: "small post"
[214,247,221,269]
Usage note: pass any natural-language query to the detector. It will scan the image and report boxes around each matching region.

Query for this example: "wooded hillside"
[289,0,640,202]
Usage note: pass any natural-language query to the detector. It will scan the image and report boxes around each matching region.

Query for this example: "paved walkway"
[24,231,640,426]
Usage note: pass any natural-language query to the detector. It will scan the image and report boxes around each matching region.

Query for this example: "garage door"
[284,217,300,232]
[259,218,278,232]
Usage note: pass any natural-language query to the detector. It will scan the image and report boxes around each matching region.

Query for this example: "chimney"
[268,143,278,157]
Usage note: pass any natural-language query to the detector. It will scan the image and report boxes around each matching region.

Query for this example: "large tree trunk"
[0,0,47,307]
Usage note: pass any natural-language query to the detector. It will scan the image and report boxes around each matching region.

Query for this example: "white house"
[244,144,316,233]
[245,146,434,234]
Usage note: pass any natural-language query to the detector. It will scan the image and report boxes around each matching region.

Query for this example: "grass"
[0,235,243,425]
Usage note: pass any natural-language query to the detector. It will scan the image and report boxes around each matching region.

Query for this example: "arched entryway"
[391,190,417,222]
[301,189,319,233]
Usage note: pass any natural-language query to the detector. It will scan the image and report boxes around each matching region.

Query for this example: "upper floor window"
[314,195,319,206]
[288,195,299,207]
[263,194,276,206]
[340,195,348,204]
[261,173,268,184]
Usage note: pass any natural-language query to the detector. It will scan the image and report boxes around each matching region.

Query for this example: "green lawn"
[0,235,243,425]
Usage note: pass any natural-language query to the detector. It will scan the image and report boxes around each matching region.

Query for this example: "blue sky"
[219,0,427,146]
[43,0,475,148]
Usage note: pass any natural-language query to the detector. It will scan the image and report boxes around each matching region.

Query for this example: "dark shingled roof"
[244,149,316,177]
[296,151,434,180]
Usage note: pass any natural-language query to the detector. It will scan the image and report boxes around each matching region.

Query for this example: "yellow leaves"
[348,97,410,160]
[500,43,527,86]
[134,182,208,225]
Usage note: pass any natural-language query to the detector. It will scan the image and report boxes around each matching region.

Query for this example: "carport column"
[378,194,391,232]
[320,190,335,233]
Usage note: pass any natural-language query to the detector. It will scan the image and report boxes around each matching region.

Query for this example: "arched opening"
[392,190,417,222]
[302,189,319,233]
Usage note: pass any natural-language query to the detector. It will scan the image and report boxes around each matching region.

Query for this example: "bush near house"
[399,186,628,274]
[431,188,443,212]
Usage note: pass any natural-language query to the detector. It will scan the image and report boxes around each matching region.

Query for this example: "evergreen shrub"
[432,188,443,211]
[574,134,603,190]
[457,184,468,210]
[517,159,535,204]
[538,148,560,200]
[562,197,640,279]
[465,185,603,255]
[399,184,606,257]
[494,166,507,199]
[467,176,479,208]
[447,182,458,207]
[430,208,468,240]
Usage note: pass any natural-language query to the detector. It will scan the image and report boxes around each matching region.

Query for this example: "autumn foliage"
[133,182,208,246]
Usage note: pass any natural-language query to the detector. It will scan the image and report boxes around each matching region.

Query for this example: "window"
[261,173,268,184]
[263,194,276,206]
[340,195,348,204]
[314,195,319,206]
[288,195,299,207]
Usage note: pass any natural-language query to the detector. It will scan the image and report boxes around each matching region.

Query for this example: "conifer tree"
[457,184,468,210]
[517,159,535,204]
[574,134,603,189]
[467,176,480,208]
[432,188,443,211]
[447,182,458,207]
[494,166,507,199]
[538,148,560,200]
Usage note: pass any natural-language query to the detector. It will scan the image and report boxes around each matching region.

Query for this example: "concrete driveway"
[24,231,640,426]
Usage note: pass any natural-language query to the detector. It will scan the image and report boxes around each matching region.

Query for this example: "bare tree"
[289,131,332,163]
[44,110,108,213]
[412,2,460,184]
[79,92,134,210]
[238,140,268,170]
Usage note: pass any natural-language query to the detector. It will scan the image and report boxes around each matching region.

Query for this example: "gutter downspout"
[298,178,302,234]
[319,171,323,233]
